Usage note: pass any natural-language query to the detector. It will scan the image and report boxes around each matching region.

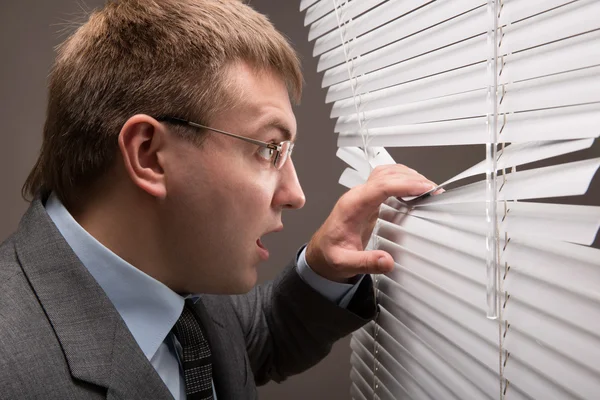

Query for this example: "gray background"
[1,1,599,400]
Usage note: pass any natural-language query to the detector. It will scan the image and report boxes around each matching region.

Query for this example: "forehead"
[217,62,297,141]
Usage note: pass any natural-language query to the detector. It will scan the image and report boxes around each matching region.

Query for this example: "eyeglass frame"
[156,116,294,170]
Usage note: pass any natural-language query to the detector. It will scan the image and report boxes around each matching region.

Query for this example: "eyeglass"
[156,116,294,170]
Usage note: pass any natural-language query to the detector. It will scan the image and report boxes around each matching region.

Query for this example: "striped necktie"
[172,299,214,400]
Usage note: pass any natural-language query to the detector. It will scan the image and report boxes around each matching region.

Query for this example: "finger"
[331,248,395,276]
[372,164,425,180]
[358,178,434,211]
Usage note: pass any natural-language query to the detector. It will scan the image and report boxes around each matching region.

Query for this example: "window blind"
[300,0,600,399]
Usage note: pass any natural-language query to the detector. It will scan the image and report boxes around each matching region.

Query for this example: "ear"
[118,115,168,199]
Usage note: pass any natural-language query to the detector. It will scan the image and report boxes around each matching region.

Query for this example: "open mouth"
[256,238,269,260]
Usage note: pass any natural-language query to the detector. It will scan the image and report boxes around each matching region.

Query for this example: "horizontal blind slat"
[502,298,600,376]
[377,214,600,303]
[300,0,320,12]
[351,335,434,400]
[502,359,579,400]
[321,0,600,87]
[377,291,501,396]
[317,0,484,72]
[350,382,368,400]
[394,201,600,246]
[377,236,600,359]
[308,0,387,41]
[321,7,487,86]
[313,0,434,57]
[326,35,486,102]
[351,339,414,400]
[437,139,596,188]
[304,0,334,26]
[315,0,573,68]
[334,67,600,131]
[375,307,492,400]
[417,158,600,205]
[355,325,458,400]
[338,103,600,147]
[331,29,600,118]
[351,353,396,400]
[499,0,600,56]
[324,0,600,101]
[331,63,486,118]
[339,167,366,189]
[379,265,600,390]
[350,368,377,400]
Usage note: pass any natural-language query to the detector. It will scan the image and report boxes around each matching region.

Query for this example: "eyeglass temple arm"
[157,116,278,150]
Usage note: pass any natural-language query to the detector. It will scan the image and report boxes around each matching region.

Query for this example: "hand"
[306,164,436,283]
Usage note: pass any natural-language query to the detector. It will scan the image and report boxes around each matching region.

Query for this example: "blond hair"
[23,0,303,207]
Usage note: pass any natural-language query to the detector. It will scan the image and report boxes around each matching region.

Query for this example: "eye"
[257,146,275,161]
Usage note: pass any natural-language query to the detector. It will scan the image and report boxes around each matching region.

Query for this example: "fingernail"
[377,257,386,267]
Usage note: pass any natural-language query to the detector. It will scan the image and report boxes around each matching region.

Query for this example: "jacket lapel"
[14,197,173,399]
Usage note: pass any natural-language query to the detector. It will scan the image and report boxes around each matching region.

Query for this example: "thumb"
[334,248,395,276]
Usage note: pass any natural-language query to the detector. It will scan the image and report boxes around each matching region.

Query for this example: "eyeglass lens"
[275,141,293,170]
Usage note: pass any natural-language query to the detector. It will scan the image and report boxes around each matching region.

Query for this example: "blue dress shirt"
[45,193,364,399]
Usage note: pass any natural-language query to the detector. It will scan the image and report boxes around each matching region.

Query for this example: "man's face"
[159,62,305,294]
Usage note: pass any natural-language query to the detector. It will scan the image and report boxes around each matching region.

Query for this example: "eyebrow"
[260,118,295,142]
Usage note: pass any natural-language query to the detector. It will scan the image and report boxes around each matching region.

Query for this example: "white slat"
[499,0,600,58]
[326,34,486,102]
[378,290,501,396]
[321,6,487,87]
[395,201,600,246]
[351,367,377,400]
[440,139,596,188]
[324,0,600,99]
[351,335,434,400]
[355,326,455,400]
[337,103,600,147]
[339,167,366,189]
[350,382,368,400]
[300,0,320,12]
[501,314,600,399]
[379,257,600,397]
[375,307,492,400]
[315,0,572,67]
[334,67,600,132]
[313,0,434,57]
[317,0,484,72]
[351,353,396,400]
[321,0,600,87]
[304,0,334,26]
[376,226,600,361]
[351,344,410,400]
[418,158,600,206]
[308,0,387,41]
[377,211,600,304]
[331,29,600,119]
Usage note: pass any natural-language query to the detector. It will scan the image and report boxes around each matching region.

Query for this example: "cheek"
[166,143,277,227]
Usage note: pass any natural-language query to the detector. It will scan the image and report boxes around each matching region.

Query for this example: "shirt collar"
[45,192,185,362]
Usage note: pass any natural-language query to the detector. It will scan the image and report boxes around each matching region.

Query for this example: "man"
[0,0,435,399]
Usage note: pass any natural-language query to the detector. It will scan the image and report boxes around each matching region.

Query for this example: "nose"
[272,158,306,210]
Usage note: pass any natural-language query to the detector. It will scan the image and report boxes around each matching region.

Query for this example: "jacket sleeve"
[229,256,378,385]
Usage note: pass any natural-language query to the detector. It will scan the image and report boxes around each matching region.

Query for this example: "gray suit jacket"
[0,197,377,399]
